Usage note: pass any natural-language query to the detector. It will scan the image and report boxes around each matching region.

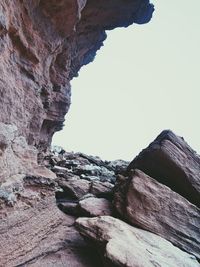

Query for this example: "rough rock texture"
[1,137,200,266]
[127,130,200,207]
[114,169,200,260]
[0,148,128,266]
[0,122,56,185]
[48,151,121,203]
[3,1,200,266]
[78,197,112,217]
[0,175,102,267]
[48,150,120,218]
[0,0,154,182]
[76,216,199,267]
[0,2,155,264]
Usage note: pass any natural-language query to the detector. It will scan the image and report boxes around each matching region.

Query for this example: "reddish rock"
[114,169,200,259]
[0,0,154,183]
[90,181,114,198]
[0,1,155,266]
[128,130,200,207]
[58,177,91,200]
[0,176,101,266]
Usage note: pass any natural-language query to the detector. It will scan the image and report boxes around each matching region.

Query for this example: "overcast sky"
[53,0,200,161]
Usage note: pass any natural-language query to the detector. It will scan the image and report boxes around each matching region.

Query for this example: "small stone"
[78,197,112,217]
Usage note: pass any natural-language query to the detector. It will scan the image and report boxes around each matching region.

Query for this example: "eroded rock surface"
[0,176,101,267]
[0,149,126,266]
[0,122,55,185]
[114,169,200,260]
[78,197,112,217]
[76,216,199,267]
[2,1,200,266]
[0,0,154,182]
[127,130,200,207]
[1,133,200,266]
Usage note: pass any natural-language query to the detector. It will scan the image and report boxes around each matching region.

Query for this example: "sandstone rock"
[0,0,154,173]
[58,177,91,199]
[76,216,199,267]
[0,1,155,266]
[0,176,101,267]
[90,181,114,198]
[114,169,200,259]
[58,201,79,216]
[128,130,200,207]
[78,197,112,217]
[0,123,55,184]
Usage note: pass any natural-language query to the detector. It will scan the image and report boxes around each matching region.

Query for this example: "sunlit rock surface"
[76,216,199,267]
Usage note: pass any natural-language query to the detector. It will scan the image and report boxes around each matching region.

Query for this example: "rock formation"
[0,0,154,184]
[0,148,129,266]
[1,1,200,267]
[114,169,200,259]
[127,130,200,207]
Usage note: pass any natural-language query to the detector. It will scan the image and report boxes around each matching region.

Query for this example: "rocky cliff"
[0,0,154,184]
[1,1,200,267]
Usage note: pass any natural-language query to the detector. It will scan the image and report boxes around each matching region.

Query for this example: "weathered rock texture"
[0,148,126,266]
[127,130,200,207]
[0,175,102,267]
[114,169,200,260]
[3,1,200,266]
[78,197,112,217]
[0,122,55,185]
[1,137,200,266]
[0,0,154,182]
[76,216,199,267]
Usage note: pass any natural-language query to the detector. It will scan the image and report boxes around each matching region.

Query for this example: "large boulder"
[127,130,200,207]
[114,169,200,259]
[76,216,199,267]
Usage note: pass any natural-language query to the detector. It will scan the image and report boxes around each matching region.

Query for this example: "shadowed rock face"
[127,130,200,207]
[0,0,154,181]
[0,0,153,151]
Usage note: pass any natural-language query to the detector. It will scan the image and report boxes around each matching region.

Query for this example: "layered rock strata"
[114,169,200,259]
[0,132,200,266]
[1,1,200,266]
[0,175,101,267]
[0,0,154,182]
[127,130,200,207]
[0,149,128,266]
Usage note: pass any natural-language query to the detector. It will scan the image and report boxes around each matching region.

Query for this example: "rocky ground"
[0,130,199,266]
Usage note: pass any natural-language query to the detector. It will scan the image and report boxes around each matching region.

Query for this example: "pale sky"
[53,0,200,161]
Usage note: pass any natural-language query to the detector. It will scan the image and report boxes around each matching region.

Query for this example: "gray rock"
[76,216,199,267]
